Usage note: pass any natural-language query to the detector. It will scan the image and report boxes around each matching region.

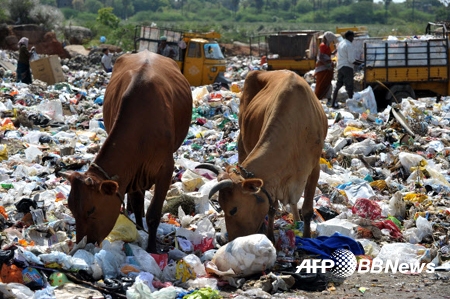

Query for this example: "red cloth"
[314,43,333,100]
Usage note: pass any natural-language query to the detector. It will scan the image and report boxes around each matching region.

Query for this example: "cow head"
[64,171,122,245]
[197,164,272,241]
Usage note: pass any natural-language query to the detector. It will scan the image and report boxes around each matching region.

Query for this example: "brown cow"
[203,70,328,242]
[65,50,192,252]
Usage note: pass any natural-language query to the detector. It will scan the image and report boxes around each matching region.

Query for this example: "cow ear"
[241,178,264,194]
[99,180,119,195]
[217,172,230,181]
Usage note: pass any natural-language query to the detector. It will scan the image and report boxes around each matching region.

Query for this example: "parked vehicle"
[363,22,450,104]
[259,30,323,75]
[134,26,228,87]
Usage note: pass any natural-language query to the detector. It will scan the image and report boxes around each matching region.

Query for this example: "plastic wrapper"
[22,267,45,290]
[211,234,276,277]
[176,259,196,282]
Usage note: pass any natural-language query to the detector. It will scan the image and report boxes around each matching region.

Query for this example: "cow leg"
[126,190,145,229]
[302,165,320,238]
[291,201,301,222]
[267,200,279,244]
[146,162,173,253]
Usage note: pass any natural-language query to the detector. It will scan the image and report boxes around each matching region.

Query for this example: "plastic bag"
[352,198,382,220]
[347,86,377,114]
[408,216,433,243]
[128,244,162,279]
[374,243,427,265]
[340,138,377,156]
[181,169,206,192]
[211,234,276,277]
[389,191,406,219]
[183,254,207,277]
[357,239,381,258]
[105,214,139,243]
[398,152,425,175]
[2,283,33,299]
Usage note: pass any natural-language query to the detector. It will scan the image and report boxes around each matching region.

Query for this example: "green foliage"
[61,8,80,20]
[8,0,38,24]
[40,0,56,5]
[0,0,9,23]
[85,0,103,14]
[97,7,120,28]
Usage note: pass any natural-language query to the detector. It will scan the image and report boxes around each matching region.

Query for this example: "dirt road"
[219,271,450,298]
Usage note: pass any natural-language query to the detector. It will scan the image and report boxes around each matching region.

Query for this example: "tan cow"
[204,70,328,242]
[65,50,192,252]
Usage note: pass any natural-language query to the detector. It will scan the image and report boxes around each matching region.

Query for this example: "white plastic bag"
[128,243,162,279]
[183,254,207,277]
[348,85,377,114]
[389,191,406,218]
[374,243,427,265]
[398,152,424,175]
[211,234,276,277]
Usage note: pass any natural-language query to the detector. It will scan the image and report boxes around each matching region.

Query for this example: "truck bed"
[364,38,449,84]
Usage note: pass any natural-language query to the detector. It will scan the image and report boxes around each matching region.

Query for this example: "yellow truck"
[134,26,228,87]
[363,22,449,104]
[262,30,323,75]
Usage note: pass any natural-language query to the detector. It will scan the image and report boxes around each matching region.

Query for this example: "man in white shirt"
[101,48,113,73]
[330,30,363,108]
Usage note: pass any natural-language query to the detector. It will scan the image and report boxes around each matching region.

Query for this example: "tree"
[384,0,391,24]
[85,0,103,13]
[8,0,38,24]
[41,0,57,5]
[0,0,8,22]
[231,0,240,15]
[97,7,120,28]
[30,4,64,30]
[73,0,84,10]
[254,0,264,12]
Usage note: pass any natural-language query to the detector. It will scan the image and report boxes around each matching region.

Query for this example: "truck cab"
[134,26,228,87]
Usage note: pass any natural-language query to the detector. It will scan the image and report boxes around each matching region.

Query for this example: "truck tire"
[386,85,415,103]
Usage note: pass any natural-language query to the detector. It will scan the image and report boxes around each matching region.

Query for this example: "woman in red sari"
[314,31,337,104]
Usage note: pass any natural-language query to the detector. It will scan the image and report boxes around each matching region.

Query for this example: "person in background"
[16,37,32,84]
[330,30,363,108]
[101,48,113,73]
[314,31,337,104]
[157,36,175,59]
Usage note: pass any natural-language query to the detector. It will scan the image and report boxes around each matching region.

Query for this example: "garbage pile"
[0,50,448,299]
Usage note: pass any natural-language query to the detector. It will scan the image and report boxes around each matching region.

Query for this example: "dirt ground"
[218,271,450,298]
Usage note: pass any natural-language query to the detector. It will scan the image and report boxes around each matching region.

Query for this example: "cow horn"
[208,179,233,199]
[195,163,223,175]
[85,177,94,185]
